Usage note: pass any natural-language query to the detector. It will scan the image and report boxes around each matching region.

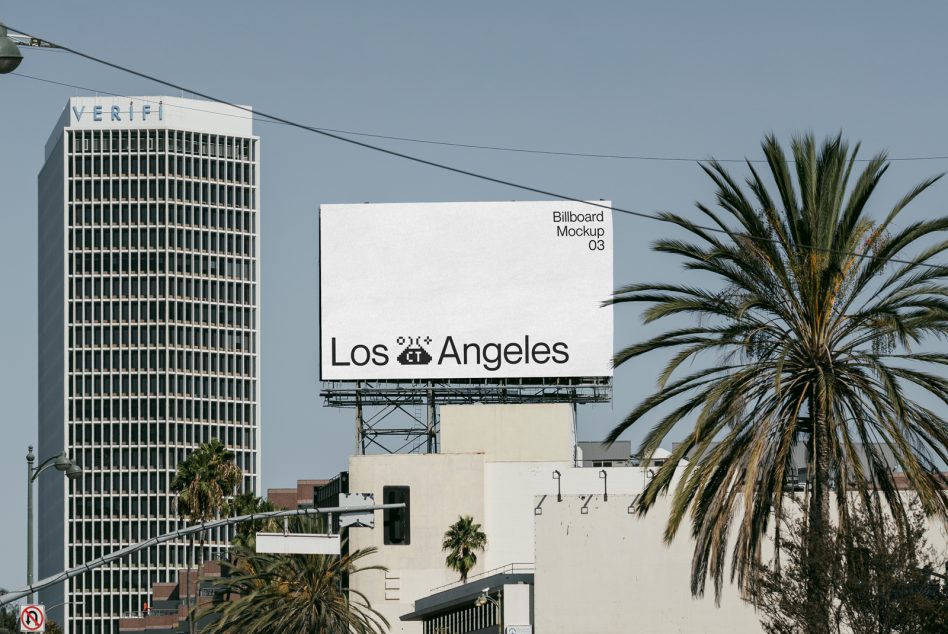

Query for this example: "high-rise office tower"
[38,97,260,634]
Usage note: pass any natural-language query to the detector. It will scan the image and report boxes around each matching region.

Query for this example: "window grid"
[60,127,259,634]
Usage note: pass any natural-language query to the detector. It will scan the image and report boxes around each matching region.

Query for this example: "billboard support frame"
[322,378,611,454]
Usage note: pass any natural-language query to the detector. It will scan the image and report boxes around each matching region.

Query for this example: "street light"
[475,587,502,634]
[0,25,23,73]
[27,445,82,603]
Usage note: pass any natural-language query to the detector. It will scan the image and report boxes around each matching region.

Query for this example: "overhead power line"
[11,71,948,166]
[4,23,947,272]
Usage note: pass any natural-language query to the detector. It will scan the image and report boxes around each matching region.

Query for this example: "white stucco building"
[38,96,261,634]
[347,403,764,633]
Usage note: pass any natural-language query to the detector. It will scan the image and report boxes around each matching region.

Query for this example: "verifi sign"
[71,100,164,123]
[319,200,613,380]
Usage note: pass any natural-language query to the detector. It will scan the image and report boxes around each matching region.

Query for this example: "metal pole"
[496,595,502,634]
[426,382,435,453]
[2,502,406,607]
[26,445,35,604]
[355,381,364,455]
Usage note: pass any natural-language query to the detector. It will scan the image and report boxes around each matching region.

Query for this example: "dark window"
[383,486,410,545]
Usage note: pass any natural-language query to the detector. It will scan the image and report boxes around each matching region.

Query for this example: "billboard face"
[319,200,613,380]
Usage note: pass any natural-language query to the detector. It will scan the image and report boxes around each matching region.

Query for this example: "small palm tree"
[199,517,389,634]
[171,438,242,525]
[442,515,487,583]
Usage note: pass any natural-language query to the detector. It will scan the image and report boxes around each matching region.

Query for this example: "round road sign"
[19,604,45,632]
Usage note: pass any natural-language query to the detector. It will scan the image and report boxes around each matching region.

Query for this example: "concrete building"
[576,439,630,467]
[266,478,330,510]
[38,96,260,634]
[346,403,948,633]
[116,560,226,634]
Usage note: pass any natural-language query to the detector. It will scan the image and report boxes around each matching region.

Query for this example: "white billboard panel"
[320,200,613,380]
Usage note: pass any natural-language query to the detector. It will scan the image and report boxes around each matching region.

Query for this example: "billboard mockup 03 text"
[319,200,613,380]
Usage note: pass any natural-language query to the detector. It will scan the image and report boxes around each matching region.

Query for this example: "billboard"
[319,200,613,380]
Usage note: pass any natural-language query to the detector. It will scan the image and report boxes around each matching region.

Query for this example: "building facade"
[38,96,260,634]
[349,404,761,634]
[347,404,948,633]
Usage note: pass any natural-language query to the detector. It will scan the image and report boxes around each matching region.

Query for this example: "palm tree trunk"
[805,392,832,634]
[186,535,194,634]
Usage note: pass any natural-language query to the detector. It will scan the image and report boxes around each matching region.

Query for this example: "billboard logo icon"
[396,336,432,365]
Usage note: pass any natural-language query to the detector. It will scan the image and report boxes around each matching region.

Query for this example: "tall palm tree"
[608,133,948,631]
[170,438,242,632]
[199,517,389,634]
[442,515,488,583]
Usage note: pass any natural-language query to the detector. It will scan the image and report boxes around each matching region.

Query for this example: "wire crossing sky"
[12,69,948,164]
[6,24,945,271]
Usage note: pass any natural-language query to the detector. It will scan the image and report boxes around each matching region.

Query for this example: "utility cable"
[11,71,948,165]
[4,23,947,271]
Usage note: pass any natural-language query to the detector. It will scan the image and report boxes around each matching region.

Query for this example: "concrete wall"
[441,403,574,462]
[534,494,762,634]
[348,452,487,634]
[503,583,533,629]
[349,404,656,632]
[349,403,578,632]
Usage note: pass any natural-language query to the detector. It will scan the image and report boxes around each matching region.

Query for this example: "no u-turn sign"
[18,604,45,632]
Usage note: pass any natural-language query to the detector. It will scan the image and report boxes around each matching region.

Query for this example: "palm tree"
[607,133,948,631]
[172,438,243,525]
[442,515,488,583]
[170,438,242,632]
[199,517,389,634]
[229,491,278,549]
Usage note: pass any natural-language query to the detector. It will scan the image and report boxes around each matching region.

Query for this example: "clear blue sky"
[2,0,948,589]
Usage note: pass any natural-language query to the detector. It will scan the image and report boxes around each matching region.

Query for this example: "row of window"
[74,492,173,517]
[69,397,256,424]
[69,154,255,184]
[69,481,253,519]
[69,177,256,209]
[71,283,255,312]
[69,593,152,628]
[68,542,226,573]
[70,349,255,374]
[72,250,254,278]
[70,226,256,256]
[72,301,254,328]
[72,279,254,307]
[70,202,255,233]
[71,264,253,289]
[71,374,254,400]
[71,324,256,350]
[69,128,255,161]
[70,464,253,499]
[69,421,253,447]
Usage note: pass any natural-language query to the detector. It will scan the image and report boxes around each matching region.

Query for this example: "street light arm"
[475,591,502,634]
[31,454,71,481]
[0,502,406,607]
[480,595,500,608]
